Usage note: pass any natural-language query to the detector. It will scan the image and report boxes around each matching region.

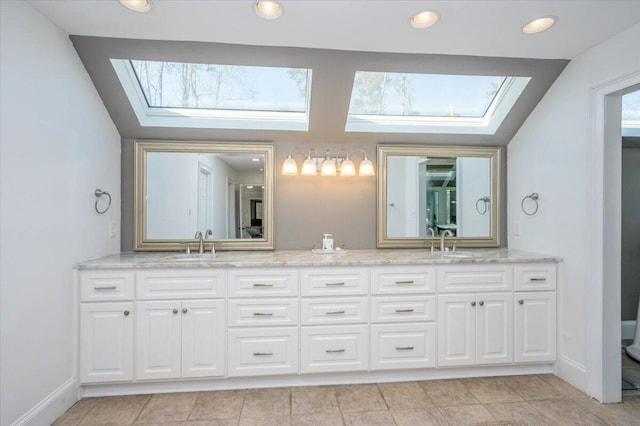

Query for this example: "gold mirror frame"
[134,140,275,251]
[377,144,501,248]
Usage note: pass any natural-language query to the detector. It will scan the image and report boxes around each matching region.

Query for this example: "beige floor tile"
[419,379,480,407]
[622,352,640,369]
[498,375,563,401]
[535,374,588,398]
[390,408,448,426]
[190,390,245,420]
[573,397,640,426]
[291,386,339,415]
[291,412,345,426]
[437,404,495,425]
[623,368,640,384]
[54,398,100,425]
[80,394,151,425]
[241,388,291,419]
[484,401,552,425]
[529,399,606,425]
[622,395,640,418]
[462,378,524,404]
[136,422,185,426]
[238,416,290,426]
[342,410,396,426]
[186,420,239,426]
[334,384,387,413]
[377,382,434,410]
[136,392,197,423]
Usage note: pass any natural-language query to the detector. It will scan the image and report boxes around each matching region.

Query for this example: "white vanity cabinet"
[79,271,135,384]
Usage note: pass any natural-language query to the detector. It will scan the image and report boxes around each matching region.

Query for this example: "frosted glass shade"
[321,158,337,176]
[359,159,374,176]
[339,159,356,176]
[301,158,317,175]
[281,156,298,175]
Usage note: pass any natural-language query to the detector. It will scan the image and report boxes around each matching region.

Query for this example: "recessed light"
[118,0,151,13]
[255,1,282,20]
[522,16,557,34]
[410,10,439,29]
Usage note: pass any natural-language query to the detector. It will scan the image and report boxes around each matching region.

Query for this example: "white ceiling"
[29,0,640,60]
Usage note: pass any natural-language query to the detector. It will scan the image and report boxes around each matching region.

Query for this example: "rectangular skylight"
[345,71,530,135]
[112,59,311,131]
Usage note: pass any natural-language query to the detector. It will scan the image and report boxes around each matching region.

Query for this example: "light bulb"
[410,10,439,29]
[359,158,374,176]
[119,0,151,13]
[522,16,556,34]
[301,157,317,175]
[340,159,356,177]
[281,154,298,175]
[255,1,282,19]
[321,158,337,176]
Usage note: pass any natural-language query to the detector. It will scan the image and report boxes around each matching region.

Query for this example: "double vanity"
[76,248,558,397]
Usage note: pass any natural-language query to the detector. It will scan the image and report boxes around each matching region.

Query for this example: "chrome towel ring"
[475,196,490,215]
[94,189,112,214]
[521,192,539,216]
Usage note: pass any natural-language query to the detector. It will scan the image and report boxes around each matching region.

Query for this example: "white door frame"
[587,71,640,403]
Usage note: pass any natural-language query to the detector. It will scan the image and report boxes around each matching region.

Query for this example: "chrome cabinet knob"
[182,308,188,314]
[471,301,476,307]
[479,301,484,306]
[124,310,130,316]
[172,308,178,314]
[518,300,524,305]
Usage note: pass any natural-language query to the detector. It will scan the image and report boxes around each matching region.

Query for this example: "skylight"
[112,59,311,131]
[622,90,639,137]
[345,72,530,135]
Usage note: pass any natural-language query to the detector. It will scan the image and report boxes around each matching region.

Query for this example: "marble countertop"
[75,248,561,270]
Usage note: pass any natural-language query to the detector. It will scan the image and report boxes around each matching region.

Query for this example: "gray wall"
[121,139,507,251]
[622,137,640,321]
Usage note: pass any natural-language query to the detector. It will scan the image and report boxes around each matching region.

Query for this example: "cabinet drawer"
[300,268,368,296]
[227,328,298,377]
[515,264,556,291]
[136,270,225,300]
[371,323,436,370]
[437,265,513,292]
[228,269,298,297]
[371,296,436,323]
[371,267,435,295]
[80,271,134,302]
[300,325,368,373]
[301,297,368,325]
[228,299,299,327]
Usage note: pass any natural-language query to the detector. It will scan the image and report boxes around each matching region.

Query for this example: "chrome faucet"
[194,231,204,254]
[440,229,454,252]
[426,227,435,253]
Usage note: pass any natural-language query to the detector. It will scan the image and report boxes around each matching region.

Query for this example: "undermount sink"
[165,253,217,262]
[433,251,478,259]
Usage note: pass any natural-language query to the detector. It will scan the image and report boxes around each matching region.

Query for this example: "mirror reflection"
[135,141,274,251]
[377,145,500,248]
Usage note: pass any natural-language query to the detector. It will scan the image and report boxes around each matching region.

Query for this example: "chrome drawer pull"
[253,312,274,316]
[326,349,345,353]
[253,352,273,356]
[395,308,415,313]
[94,286,117,290]
[396,346,414,351]
[529,277,547,281]
[252,283,273,287]
[326,310,345,315]
[395,280,415,284]
[325,282,345,286]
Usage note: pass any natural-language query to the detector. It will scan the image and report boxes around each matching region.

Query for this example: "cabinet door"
[438,294,475,366]
[515,292,556,363]
[80,302,133,383]
[476,293,513,365]
[136,301,181,380]
[181,299,225,378]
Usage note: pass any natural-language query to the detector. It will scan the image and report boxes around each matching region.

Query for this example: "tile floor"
[54,374,640,425]
[623,339,640,396]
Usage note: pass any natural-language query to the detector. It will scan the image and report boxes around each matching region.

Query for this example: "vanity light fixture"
[118,0,151,13]
[282,148,374,177]
[410,10,439,29]
[255,1,282,20]
[522,16,557,34]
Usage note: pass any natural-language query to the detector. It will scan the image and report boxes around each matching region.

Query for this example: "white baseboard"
[10,378,78,426]
[622,320,636,340]
[556,354,588,395]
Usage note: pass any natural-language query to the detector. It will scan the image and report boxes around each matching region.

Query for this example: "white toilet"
[627,298,640,362]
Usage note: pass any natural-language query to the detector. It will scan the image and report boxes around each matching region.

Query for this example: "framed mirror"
[377,145,501,248]
[134,140,274,251]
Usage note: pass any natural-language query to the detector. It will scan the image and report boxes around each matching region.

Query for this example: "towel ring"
[521,192,539,216]
[94,189,112,214]
[475,196,490,215]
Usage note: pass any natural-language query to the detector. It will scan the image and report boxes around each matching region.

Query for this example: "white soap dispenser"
[322,234,334,251]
